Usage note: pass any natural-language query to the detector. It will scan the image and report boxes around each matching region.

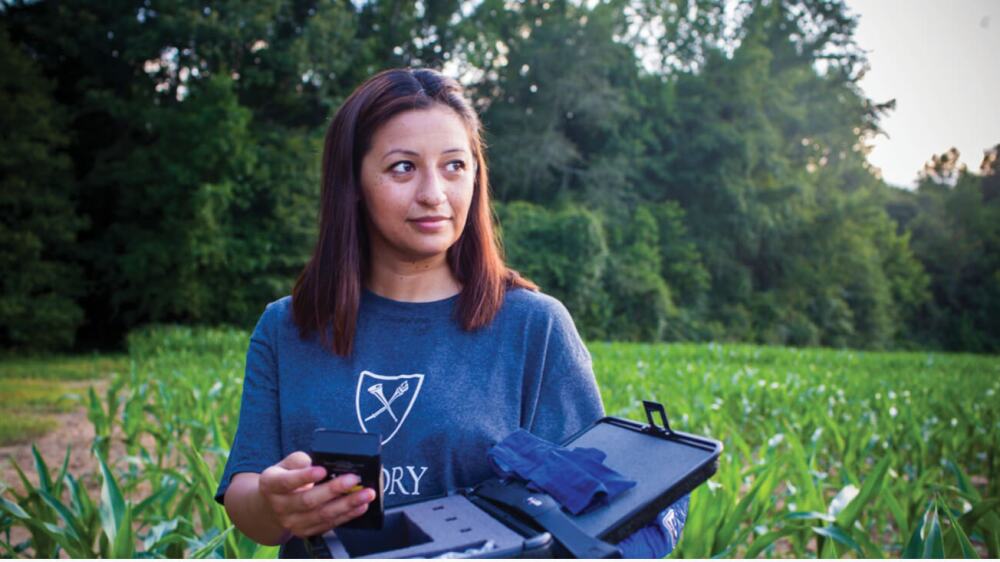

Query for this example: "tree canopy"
[1,0,996,352]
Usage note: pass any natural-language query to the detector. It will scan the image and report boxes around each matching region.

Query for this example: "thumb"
[279,451,313,470]
[262,452,324,494]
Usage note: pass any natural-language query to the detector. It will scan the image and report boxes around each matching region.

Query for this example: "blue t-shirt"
[215,287,605,548]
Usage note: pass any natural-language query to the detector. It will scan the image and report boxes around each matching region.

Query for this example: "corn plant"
[594,342,999,558]
[3,328,997,558]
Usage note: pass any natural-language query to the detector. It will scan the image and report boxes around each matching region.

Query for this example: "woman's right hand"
[258,451,376,539]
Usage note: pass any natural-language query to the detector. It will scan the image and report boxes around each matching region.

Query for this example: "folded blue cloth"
[486,429,636,515]
[487,429,690,558]
[616,494,689,558]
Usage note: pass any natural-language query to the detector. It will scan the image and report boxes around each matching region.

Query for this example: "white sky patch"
[848,0,1000,188]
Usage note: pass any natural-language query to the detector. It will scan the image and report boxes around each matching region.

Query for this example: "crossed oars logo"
[355,371,424,445]
[364,381,409,423]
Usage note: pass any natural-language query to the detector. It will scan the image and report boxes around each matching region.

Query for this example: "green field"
[1,327,998,558]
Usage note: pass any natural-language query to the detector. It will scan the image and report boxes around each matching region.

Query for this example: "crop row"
[2,327,997,557]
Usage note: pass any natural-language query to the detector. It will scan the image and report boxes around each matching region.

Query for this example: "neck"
[367,252,461,302]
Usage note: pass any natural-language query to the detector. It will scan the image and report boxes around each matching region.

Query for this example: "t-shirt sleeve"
[523,296,606,443]
[214,301,284,505]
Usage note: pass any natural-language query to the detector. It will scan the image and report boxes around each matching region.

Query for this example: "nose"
[416,169,447,207]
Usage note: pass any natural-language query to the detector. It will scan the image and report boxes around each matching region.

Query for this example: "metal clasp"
[643,400,674,436]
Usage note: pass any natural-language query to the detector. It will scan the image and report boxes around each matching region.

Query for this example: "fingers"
[293,473,363,512]
[294,488,376,537]
[330,497,373,527]
[260,453,326,495]
[259,452,379,538]
[261,465,325,495]
[299,504,369,537]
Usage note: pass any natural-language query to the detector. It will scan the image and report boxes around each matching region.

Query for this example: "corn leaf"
[812,525,864,557]
[190,526,233,559]
[783,511,835,523]
[0,497,30,520]
[30,445,54,496]
[744,527,798,558]
[253,544,280,558]
[903,514,925,558]
[921,504,945,559]
[883,491,909,541]
[37,490,87,549]
[850,525,886,558]
[111,504,135,558]
[0,537,18,557]
[945,460,980,501]
[96,453,126,548]
[8,456,35,500]
[64,474,94,524]
[958,497,1000,532]
[713,468,774,554]
[54,447,71,496]
[835,454,892,529]
[939,500,979,558]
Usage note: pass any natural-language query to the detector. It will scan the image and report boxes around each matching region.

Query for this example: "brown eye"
[445,160,466,173]
[390,161,415,174]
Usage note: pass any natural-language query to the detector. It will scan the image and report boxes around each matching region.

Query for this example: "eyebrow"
[382,147,469,159]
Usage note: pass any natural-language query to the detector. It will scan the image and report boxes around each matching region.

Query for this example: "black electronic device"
[313,401,722,558]
[310,429,385,529]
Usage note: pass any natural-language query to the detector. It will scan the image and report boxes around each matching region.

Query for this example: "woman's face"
[360,105,476,265]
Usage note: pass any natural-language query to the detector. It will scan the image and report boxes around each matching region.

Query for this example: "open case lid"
[564,401,723,543]
[473,400,723,547]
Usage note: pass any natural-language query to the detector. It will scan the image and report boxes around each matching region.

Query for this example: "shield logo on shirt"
[355,370,425,445]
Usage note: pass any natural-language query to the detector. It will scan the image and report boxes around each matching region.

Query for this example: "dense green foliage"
[0,27,85,350]
[2,327,997,557]
[1,0,997,351]
[885,147,1000,353]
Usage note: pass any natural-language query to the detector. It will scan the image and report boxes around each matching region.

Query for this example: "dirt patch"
[0,379,114,555]
[0,380,111,493]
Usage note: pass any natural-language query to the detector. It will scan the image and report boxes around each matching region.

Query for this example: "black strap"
[474,480,621,559]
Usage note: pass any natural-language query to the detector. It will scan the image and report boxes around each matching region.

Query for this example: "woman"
[215,68,684,557]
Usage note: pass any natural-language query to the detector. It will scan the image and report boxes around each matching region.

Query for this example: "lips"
[407,216,452,233]
[409,216,450,224]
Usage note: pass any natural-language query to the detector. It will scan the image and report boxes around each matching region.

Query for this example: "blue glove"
[487,429,636,515]
[616,494,689,558]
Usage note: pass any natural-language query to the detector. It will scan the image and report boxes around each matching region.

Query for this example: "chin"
[400,235,459,259]
[396,243,455,262]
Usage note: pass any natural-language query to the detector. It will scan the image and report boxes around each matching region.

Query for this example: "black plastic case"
[560,401,723,544]
[316,401,722,558]
[310,429,385,529]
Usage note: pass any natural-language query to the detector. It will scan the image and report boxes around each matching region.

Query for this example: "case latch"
[642,400,674,436]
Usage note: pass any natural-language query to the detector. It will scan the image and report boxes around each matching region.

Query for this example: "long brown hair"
[292,68,536,356]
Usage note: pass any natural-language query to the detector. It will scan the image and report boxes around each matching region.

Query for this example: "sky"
[846,0,1000,188]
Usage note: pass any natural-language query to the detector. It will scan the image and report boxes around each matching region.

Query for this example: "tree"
[0,25,86,349]
[632,0,928,347]
[602,206,676,341]
[476,0,639,206]
[897,148,1000,351]
[495,201,609,338]
[2,0,371,343]
[0,0,961,351]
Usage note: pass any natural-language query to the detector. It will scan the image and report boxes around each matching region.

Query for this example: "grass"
[0,354,126,446]
[0,354,128,381]
[0,328,997,558]
[0,414,56,447]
